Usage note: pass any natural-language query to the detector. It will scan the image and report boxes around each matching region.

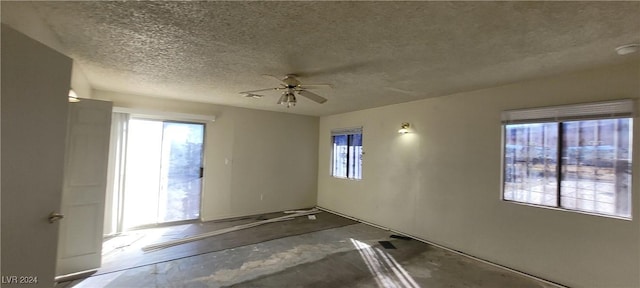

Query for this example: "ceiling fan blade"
[239,87,279,94]
[300,83,333,89]
[264,73,332,85]
[261,74,285,84]
[298,90,327,104]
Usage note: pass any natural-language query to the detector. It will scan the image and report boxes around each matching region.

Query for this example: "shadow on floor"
[228,237,552,288]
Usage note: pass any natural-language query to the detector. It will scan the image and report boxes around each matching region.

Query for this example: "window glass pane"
[123,119,163,229]
[332,132,363,180]
[503,123,558,206]
[332,135,348,178]
[561,119,632,217]
[160,122,204,223]
[348,134,363,179]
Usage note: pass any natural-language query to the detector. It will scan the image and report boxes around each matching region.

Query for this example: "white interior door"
[1,25,72,287]
[56,99,113,277]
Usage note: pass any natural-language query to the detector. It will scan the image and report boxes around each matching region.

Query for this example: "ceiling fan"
[239,74,330,108]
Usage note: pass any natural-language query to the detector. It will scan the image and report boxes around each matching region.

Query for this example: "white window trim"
[501,99,635,124]
[113,107,216,123]
[331,126,363,136]
[331,126,363,180]
[500,99,635,219]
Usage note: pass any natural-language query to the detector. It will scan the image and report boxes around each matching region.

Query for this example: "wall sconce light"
[398,122,410,134]
[68,89,80,103]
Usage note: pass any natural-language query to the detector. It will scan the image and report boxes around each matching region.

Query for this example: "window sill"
[331,176,362,181]
[501,199,632,221]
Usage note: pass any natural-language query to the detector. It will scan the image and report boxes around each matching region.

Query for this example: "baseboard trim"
[55,269,97,284]
[315,205,567,288]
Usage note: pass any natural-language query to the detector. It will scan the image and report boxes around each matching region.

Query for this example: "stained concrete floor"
[58,213,558,288]
[97,211,356,276]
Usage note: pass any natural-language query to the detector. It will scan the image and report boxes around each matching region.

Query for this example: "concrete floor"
[96,211,356,276]
[58,213,558,288]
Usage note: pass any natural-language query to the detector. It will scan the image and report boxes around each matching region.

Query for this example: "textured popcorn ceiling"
[7,1,640,116]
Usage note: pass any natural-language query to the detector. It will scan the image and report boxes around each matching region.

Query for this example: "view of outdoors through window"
[123,119,204,229]
[332,133,363,179]
[504,118,632,218]
[160,122,204,223]
[503,123,558,207]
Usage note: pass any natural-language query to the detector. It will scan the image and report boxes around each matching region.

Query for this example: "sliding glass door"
[159,122,204,223]
[122,119,204,230]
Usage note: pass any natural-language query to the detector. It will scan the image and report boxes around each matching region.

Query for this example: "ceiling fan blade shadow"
[298,90,327,104]
[242,93,263,99]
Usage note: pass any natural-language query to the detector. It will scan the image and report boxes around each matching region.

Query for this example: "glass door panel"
[121,119,204,230]
[122,119,163,229]
[159,122,204,222]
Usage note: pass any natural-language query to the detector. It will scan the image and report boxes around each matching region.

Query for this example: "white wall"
[318,61,640,288]
[70,62,93,99]
[93,90,319,222]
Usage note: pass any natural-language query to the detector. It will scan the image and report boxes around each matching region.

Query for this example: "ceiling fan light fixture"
[285,92,296,108]
[278,91,297,108]
[242,74,328,108]
[277,94,287,104]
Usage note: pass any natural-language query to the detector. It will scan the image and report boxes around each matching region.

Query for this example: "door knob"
[48,212,64,223]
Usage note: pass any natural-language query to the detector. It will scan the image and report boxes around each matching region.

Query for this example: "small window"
[502,100,634,218]
[331,127,363,179]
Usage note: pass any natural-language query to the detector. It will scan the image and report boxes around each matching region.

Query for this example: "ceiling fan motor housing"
[283,75,301,87]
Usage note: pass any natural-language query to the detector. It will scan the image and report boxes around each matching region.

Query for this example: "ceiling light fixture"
[279,91,297,108]
[68,89,80,102]
[615,44,639,56]
[398,122,410,134]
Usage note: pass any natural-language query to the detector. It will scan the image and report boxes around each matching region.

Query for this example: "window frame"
[500,100,635,219]
[331,127,363,180]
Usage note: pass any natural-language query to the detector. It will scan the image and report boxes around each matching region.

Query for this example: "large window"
[502,100,634,218]
[332,127,363,179]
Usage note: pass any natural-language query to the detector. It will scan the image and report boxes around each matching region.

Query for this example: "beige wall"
[93,90,319,221]
[318,61,640,288]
